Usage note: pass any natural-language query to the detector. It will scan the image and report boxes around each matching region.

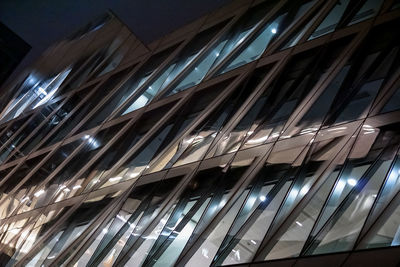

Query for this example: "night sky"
[0,0,233,81]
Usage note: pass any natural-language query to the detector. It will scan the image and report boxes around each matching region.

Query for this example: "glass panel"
[152,72,264,172]
[304,130,399,255]
[140,156,256,266]
[4,205,72,265]
[163,1,277,96]
[0,101,60,163]
[309,0,350,40]
[115,43,181,116]
[11,88,93,160]
[307,160,392,255]
[362,200,400,248]
[264,169,340,260]
[0,69,71,123]
[380,87,400,113]
[0,154,48,220]
[347,0,384,26]
[3,141,81,217]
[313,164,371,235]
[219,0,315,74]
[40,70,129,147]
[24,195,114,266]
[86,175,183,266]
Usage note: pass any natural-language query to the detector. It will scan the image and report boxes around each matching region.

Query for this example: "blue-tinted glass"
[381,87,400,113]
[348,0,384,26]
[309,0,350,40]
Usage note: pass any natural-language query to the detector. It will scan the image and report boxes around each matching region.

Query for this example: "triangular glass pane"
[381,87,400,113]
[312,163,371,236]
[361,198,400,248]
[186,185,272,266]
[307,159,393,255]
[347,0,384,26]
[308,0,350,40]
[219,181,291,265]
[218,0,316,75]
[264,169,340,260]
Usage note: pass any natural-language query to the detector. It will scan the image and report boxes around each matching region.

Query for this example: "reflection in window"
[381,87,400,113]
[309,0,350,40]
[0,68,71,123]
[219,0,315,75]
[309,0,383,40]
[163,1,276,96]
[115,43,181,116]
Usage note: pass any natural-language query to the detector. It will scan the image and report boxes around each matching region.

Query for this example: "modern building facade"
[0,0,399,266]
[0,22,30,90]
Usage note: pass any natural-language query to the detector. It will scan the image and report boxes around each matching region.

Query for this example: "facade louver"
[0,0,400,266]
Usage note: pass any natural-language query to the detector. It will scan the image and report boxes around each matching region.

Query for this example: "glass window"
[380,87,400,113]
[162,1,278,96]
[115,43,181,116]
[347,0,384,26]
[219,0,316,74]
[309,0,350,40]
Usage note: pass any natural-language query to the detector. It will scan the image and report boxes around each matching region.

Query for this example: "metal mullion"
[0,191,86,227]
[0,144,54,198]
[114,166,201,266]
[0,123,12,140]
[175,145,274,266]
[0,112,32,135]
[56,52,100,95]
[84,27,131,82]
[1,136,92,220]
[72,192,150,266]
[324,28,398,124]
[143,193,192,263]
[2,96,70,163]
[336,0,367,28]
[281,26,369,136]
[107,31,200,118]
[51,78,99,107]
[143,171,230,266]
[355,165,400,249]
[203,53,289,159]
[262,0,326,57]
[1,77,60,123]
[29,80,102,153]
[0,114,34,153]
[0,216,43,261]
[0,193,85,259]
[49,184,133,267]
[142,184,214,266]
[87,196,151,266]
[0,124,100,217]
[0,110,41,155]
[62,64,138,140]
[42,115,139,205]
[212,167,265,260]
[142,71,249,176]
[0,74,35,122]
[253,125,363,260]
[354,146,400,248]
[14,187,120,266]
[298,141,361,255]
[151,7,248,102]
[73,89,195,193]
[299,132,388,256]
[204,0,289,80]
[297,0,338,44]
[179,127,292,266]
[381,0,396,13]
[369,65,400,116]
